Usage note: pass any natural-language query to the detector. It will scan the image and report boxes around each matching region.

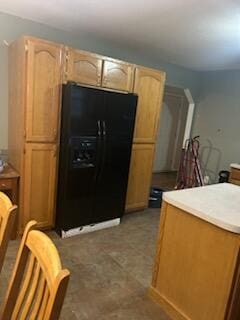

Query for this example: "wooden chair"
[0,191,17,274]
[0,221,70,320]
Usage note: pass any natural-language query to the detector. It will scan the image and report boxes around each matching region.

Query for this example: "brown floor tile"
[1,209,170,320]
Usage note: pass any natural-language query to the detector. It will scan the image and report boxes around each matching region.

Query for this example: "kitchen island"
[150,183,240,320]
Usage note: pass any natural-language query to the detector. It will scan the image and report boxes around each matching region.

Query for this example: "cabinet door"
[25,39,62,142]
[133,67,165,143]
[65,49,102,86]
[126,143,155,211]
[102,60,133,92]
[22,143,57,230]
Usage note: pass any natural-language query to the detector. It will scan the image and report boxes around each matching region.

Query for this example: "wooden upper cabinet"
[65,48,103,86]
[133,67,166,143]
[25,39,62,142]
[102,60,133,92]
[22,143,57,231]
[126,143,155,211]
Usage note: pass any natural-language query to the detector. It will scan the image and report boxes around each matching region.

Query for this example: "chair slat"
[28,271,46,320]
[0,221,70,320]
[37,284,50,320]
[0,192,17,274]
[12,254,36,319]
[20,261,41,319]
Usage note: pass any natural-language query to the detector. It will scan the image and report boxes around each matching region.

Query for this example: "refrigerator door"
[92,91,138,223]
[68,84,104,137]
[56,84,105,231]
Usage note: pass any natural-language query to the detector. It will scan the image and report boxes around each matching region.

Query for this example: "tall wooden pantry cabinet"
[8,36,165,234]
[125,67,165,211]
[9,37,63,233]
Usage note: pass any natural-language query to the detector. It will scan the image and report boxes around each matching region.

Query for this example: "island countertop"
[163,183,240,234]
[230,163,240,170]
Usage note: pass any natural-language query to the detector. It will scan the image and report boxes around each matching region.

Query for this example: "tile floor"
[0,209,170,319]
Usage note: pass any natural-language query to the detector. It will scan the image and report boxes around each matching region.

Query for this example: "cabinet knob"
[1,183,6,187]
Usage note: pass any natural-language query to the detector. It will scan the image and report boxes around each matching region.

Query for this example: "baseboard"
[148,286,190,320]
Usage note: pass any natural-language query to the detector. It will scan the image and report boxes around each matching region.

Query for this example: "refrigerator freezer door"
[56,84,105,231]
[92,91,137,223]
[68,84,104,137]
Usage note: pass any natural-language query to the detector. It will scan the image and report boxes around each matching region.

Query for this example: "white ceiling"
[1,0,240,71]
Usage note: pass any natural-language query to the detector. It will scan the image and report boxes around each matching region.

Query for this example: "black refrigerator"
[56,82,137,235]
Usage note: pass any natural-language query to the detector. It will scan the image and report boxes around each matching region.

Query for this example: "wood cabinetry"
[25,39,62,142]
[230,179,240,186]
[65,49,102,86]
[150,196,240,320]
[133,67,165,143]
[23,144,57,230]
[102,60,133,91]
[9,35,165,232]
[8,36,62,233]
[229,167,240,186]
[126,144,155,211]
[65,50,134,92]
[126,67,165,211]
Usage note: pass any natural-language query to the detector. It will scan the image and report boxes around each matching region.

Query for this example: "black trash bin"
[149,187,164,208]
[218,170,230,183]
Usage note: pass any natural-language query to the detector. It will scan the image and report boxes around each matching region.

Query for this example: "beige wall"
[192,70,240,182]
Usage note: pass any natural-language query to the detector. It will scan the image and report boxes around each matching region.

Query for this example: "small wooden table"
[0,164,19,238]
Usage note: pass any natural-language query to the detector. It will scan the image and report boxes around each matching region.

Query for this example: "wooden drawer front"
[0,179,12,190]
[102,60,133,92]
[230,168,240,181]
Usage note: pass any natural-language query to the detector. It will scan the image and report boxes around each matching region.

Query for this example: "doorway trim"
[153,85,195,173]
[164,86,195,149]
[183,88,195,147]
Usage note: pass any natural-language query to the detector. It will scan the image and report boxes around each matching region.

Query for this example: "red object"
[175,136,204,189]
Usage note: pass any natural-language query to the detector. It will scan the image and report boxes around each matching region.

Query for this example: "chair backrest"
[0,191,17,273]
[0,221,70,320]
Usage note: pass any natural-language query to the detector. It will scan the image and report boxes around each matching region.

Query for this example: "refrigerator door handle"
[94,120,103,182]
[97,120,102,136]
[102,120,106,136]
[97,120,107,181]
[102,120,107,167]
